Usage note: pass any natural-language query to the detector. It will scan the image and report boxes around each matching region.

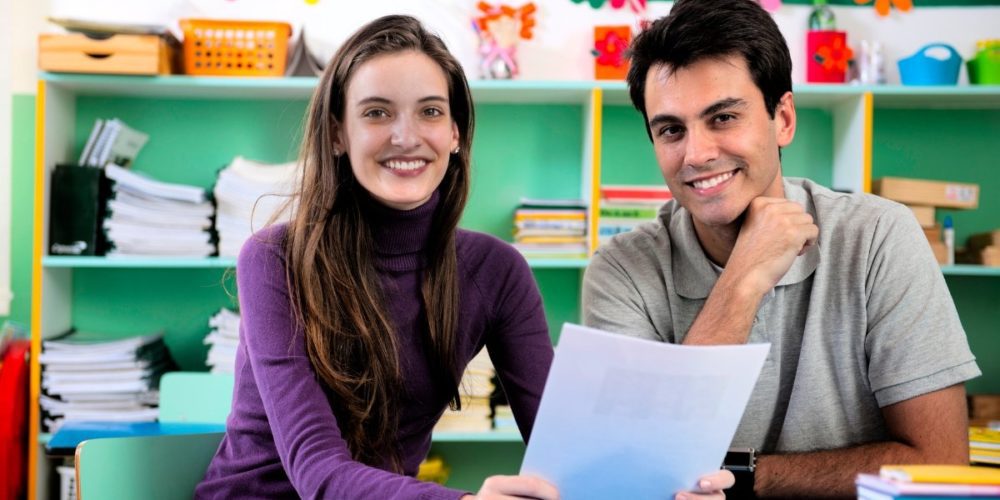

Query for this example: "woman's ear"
[332,123,346,156]
[450,121,460,154]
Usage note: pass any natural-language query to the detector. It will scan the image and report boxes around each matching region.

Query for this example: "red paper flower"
[814,36,854,72]
[594,30,629,67]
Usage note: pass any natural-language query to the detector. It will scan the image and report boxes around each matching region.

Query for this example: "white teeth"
[385,160,427,171]
[692,171,735,189]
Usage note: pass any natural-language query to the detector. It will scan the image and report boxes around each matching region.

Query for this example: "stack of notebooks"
[78,118,149,168]
[434,349,495,433]
[213,156,298,257]
[970,426,1000,466]
[38,331,176,432]
[512,198,588,260]
[103,164,215,257]
[857,465,1000,500]
[204,308,241,374]
[597,185,671,247]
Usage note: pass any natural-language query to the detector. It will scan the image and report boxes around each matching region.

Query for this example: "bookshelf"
[29,73,1000,498]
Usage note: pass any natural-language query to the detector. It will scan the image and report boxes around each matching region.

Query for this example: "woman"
[196,15,731,499]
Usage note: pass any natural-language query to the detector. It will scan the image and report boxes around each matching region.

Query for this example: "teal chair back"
[75,372,235,500]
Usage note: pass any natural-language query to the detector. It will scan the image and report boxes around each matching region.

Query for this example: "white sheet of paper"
[520,323,770,499]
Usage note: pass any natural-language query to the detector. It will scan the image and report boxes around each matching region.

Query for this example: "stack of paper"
[213,156,298,257]
[204,308,240,374]
[103,164,215,257]
[512,198,588,260]
[597,185,671,247]
[434,349,495,433]
[857,466,1000,500]
[38,331,176,432]
[970,426,1000,466]
[78,118,149,168]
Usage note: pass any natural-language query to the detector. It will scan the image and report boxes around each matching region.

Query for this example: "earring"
[333,148,341,156]
[452,147,460,154]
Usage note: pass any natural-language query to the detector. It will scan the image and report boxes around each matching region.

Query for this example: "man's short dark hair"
[626,0,792,138]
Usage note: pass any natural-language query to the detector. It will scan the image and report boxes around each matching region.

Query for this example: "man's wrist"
[722,447,757,499]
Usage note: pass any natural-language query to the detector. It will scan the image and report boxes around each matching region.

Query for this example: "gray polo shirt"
[583,177,980,453]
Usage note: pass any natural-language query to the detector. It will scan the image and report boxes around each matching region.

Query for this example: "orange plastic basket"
[179,19,291,77]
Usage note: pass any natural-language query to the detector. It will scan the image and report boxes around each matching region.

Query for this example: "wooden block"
[923,224,941,243]
[873,177,979,209]
[982,246,1000,267]
[967,230,1000,252]
[906,205,936,228]
[929,241,949,265]
[38,33,177,75]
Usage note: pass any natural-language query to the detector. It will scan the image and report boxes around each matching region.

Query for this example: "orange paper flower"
[854,0,912,17]
[475,2,537,41]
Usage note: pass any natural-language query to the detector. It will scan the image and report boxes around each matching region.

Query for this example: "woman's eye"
[423,107,445,117]
[363,109,388,118]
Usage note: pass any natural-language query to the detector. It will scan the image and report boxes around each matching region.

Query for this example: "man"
[581,0,981,497]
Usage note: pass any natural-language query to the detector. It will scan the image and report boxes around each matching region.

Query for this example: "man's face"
[643,55,795,230]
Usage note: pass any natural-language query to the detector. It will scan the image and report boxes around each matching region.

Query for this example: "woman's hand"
[461,475,559,500]
[675,469,735,500]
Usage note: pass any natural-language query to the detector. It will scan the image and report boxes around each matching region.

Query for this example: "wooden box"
[39,33,177,75]
[906,204,936,228]
[873,177,979,209]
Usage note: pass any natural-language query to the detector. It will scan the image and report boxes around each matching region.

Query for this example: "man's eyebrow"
[700,98,747,118]
[647,97,748,130]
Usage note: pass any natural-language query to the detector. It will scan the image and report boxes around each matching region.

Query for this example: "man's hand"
[725,196,818,297]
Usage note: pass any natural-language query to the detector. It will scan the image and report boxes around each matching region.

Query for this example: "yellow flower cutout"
[854,0,912,17]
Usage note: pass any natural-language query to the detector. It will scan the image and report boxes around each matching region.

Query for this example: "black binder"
[48,164,109,256]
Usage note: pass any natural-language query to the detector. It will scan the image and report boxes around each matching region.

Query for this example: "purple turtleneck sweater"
[195,192,554,499]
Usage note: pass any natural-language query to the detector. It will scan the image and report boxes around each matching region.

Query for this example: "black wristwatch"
[722,447,757,499]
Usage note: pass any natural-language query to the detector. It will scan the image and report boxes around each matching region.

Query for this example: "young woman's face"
[338,50,460,211]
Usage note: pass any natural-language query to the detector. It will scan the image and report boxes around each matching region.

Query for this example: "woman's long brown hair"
[285,15,474,471]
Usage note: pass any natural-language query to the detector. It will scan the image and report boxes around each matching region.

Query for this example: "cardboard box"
[39,33,177,75]
[906,205,936,228]
[981,246,1000,267]
[969,394,1000,420]
[873,177,979,209]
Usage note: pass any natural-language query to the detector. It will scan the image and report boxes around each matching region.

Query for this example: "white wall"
[46,0,1000,84]
[1,0,49,317]
[1,0,14,316]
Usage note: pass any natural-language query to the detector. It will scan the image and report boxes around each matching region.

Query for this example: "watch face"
[724,447,756,471]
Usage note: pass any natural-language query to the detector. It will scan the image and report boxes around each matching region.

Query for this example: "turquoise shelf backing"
[431,431,522,443]
[42,255,587,270]
[941,265,1000,277]
[41,73,1000,108]
[42,256,237,268]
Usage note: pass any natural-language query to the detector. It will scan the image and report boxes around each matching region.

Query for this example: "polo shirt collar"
[670,178,820,299]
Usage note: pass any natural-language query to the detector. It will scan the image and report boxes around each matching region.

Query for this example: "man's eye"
[714,113,736,124]
[658,125,684,139]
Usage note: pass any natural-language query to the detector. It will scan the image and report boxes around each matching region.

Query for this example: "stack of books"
[970,426,1000,466]
[38,331,176,432]
[204,308,241,374]
[857,465,1000,500]
[597,185,671,247]
[434,349,495,433]
[78,118,149,168]
[213,156,298,257]
[103,164,215,257]
[512,198,587,260]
